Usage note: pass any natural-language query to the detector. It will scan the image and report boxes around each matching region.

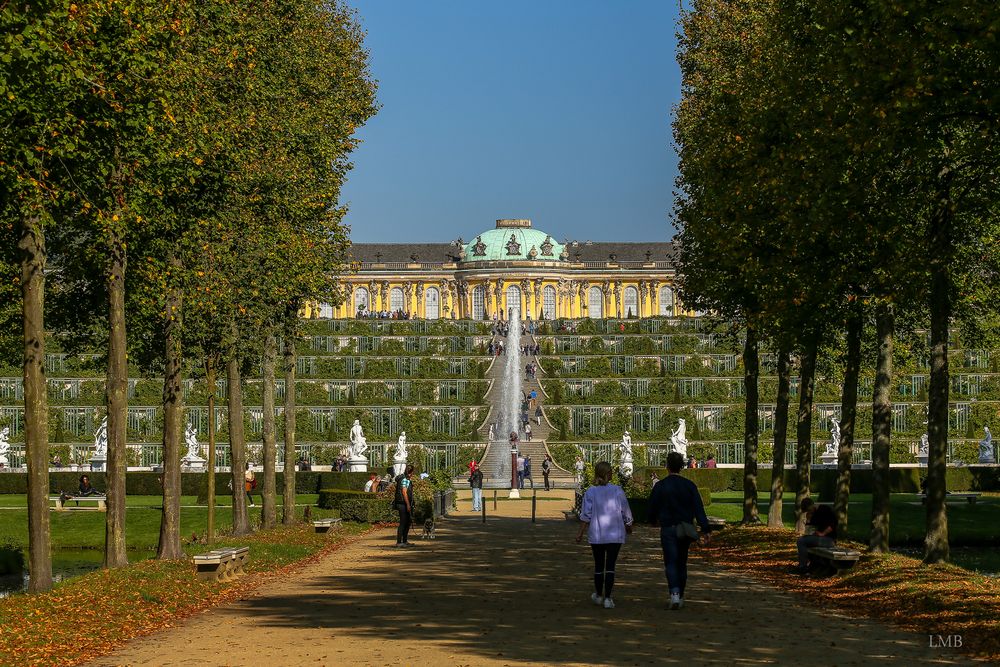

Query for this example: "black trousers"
[396,506,412,544]
[543,472,550,490]
[591,542,622,598]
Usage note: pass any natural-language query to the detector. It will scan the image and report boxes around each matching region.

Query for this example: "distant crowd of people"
[355,308,412,319]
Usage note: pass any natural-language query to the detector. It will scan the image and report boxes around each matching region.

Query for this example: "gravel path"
[87,495,973,666]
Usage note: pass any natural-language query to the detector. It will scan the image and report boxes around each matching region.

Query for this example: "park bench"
[192,546,249,582]
[50,495,106,512]
[312,518,343,533]
[706,516,726,532]
[808,546,861,577]
[919,492,980,505]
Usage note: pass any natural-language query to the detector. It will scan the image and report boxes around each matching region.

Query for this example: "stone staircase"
[461,331,575,489]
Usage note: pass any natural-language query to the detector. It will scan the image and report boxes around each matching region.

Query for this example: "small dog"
[421,518,436,540]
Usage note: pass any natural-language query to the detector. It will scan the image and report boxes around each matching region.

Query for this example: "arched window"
[659,285,674,316]
[506,285,521,319]
[424,287,440,320]
[472,285,486,320]
[390,287,404,312]
[354,287,369,314]
[623,286,639,318]
[588,286,604,318]
[317,303,333,319]
[542,285,556,320]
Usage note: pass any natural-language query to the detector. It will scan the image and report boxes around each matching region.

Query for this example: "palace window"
[354,287,369,313]
[659,286,674,316]
[623,286,639,318]
[390,287,404,312]
[425,287,440,320]
[543,285,556,319]
[472,285,486,319]
[588,287,603,318]
[506,285,522,318]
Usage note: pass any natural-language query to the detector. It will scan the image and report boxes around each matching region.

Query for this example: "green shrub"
[339,497,395,522]
[317,489,373,510]
[0,543,24,575]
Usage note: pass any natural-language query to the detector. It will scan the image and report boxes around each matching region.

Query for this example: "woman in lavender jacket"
[575,461,634,609]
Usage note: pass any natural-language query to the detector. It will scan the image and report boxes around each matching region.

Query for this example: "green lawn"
[0,494,328,551]
[707,492,1000,575]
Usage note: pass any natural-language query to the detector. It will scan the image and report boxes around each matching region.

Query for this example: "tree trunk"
[794,335,818,533]
[19,217,52,593]
[834,302,863,532]
[282,335,297,524]
[261,334,277,529]
[742,325,759,524]
[925,190,953,564]
[157,260,183,559]
[869,302,894,552]
[228,356,250,535]
[103,231,128,567]
[206,357,216,543]
[767,347,791,528]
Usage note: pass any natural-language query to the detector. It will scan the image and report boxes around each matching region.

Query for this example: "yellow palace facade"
[317,219,680,320]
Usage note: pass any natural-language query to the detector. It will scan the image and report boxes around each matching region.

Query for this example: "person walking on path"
[574,456,585,486]
[244,463,257,507]
[576,461,634,609]
[469,463,483,512]
[523,455,532,488]
[647,452,710,610]
[394,464,415,547]
[542,454,553,491]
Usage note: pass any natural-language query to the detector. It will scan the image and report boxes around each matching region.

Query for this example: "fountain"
[498,313,523,496]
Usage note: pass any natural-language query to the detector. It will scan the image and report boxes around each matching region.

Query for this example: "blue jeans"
[797,534,836,567]
[660,528,692,596]
[472,487,482,511]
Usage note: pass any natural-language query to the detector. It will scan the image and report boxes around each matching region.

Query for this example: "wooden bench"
[192,546,249,582]
[706,516,727,532]
[919,492,980,505]
[808,547,861,576]
[312,518,343,533]
[50,495,106,512]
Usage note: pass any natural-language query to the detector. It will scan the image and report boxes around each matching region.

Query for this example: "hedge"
[0,470,371,497]
[317,489,373,510]
[339,497,396,523]
[642,466,1000,498]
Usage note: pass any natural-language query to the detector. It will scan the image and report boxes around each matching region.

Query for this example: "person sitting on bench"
[61,474,105,503]
[792,498,837,575]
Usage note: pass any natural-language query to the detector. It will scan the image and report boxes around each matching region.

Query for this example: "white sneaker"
[669,592,682,610]
[591,592,604,606]
[603,597,615,609]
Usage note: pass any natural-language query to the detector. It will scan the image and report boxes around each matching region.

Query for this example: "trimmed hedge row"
[643,466,1000,498]
[317,489,373,510]
[0,471,370,496]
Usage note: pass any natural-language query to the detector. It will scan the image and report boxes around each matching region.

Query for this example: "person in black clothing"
[394,464,415,547]
[77,475,103,496]
[793,498,837,574]
[647,452,710,610]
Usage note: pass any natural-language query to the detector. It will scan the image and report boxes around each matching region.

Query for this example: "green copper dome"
[463,219,566,262]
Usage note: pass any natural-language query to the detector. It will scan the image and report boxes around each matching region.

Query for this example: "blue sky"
[341,0,682,243]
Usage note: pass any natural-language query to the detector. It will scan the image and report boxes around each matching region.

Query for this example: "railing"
[560,440,995,467]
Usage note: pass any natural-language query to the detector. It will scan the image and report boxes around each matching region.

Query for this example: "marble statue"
[94,417,108,458]
[488,423,495,441]
[919,432,929,456]
[826,418,841,456]
[394,431,408,461]
[348,419,368,458]
[0,426,10,467]
[618,431,634,477]
[979,426,995,464]
[184,424,201,460]
[670,419,688,457]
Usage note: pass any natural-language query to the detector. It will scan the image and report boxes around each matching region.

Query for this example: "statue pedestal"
[90,455,107,472]
[917,455,929,467]
[509,488,520,499]
[819,452,837,466]
[393,455,407,477]
[182,455,207,471]
[347,455,368,473]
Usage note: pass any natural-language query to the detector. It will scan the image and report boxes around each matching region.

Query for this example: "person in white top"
[576,461,634,609]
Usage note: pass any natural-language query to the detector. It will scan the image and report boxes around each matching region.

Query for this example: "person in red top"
[705,454,717,468]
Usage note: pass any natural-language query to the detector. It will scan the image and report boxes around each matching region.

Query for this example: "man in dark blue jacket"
[647,452,711,610]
